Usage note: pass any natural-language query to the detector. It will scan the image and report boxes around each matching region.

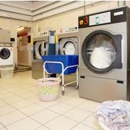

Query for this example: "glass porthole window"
[82,30,122,73]
[64,41,76,55]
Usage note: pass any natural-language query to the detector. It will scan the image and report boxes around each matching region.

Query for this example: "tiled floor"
[0,71,103,130]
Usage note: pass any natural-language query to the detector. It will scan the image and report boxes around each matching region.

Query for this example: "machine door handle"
[80,76,85,79]
[117,80,124,84]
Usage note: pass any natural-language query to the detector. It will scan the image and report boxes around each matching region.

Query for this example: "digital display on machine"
[78,7,126,28]
[89,12,111,26]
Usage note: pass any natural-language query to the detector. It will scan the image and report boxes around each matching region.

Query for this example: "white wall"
[32,1,130,34]
[32,8,83,34]
[32,1,120,35]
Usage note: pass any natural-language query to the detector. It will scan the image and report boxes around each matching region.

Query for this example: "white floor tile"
[31,109,59,124]
[49,103,73,114]
[0,105,15,116]
[0,111,26,126]
[63,108,92,122]
[25,87,38,93]
[78,100,100,112]
[57,95,71,102]
[0,90,8,95]
[82,114,103,130]
[37,100,60,108]
[19,91,36,98]
[0,100,7,107]
[66,90,79,97]
[0,93,15,99]
[6,117,41,130]
[2,95,23,104]
[11,88,28,95]
[0,128,8,130]
[0,123,4,129]
[45,116,78,130]
[10,99,33,109]
[35,126,50,130]
[26,95,41,103]
[6,87,20,92]
[0,84,15,90]
[64,97,86,107]
[64,86,76,92]
[19,104,44,116]
[72,124,95,130]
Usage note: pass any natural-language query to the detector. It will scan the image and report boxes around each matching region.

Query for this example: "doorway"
[16,26,32,72]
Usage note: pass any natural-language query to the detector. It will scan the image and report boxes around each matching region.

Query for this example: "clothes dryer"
[0,43,13,66]
[78,6,130,102]
[57,32,79,85]
[32,36,48,79]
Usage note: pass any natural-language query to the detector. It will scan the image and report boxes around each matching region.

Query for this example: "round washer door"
[33,41,42,60]
[0,48,11,59]
[63,41,76,55]
[82,30,122,74]
[41,41,48,56]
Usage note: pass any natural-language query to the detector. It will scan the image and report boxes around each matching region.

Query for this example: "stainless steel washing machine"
[32,36,48,79]
[78,6,130,102]
[57,32,79,85]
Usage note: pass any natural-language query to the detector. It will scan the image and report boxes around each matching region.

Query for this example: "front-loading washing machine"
[32,36,48,79]
[78,6,130,102]
[57,32,79,85]
[0,43,13,66]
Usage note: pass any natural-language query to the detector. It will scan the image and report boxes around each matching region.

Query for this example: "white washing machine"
[0,44,13,66]
[78,6,130,102]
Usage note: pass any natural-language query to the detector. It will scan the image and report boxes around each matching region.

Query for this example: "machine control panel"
[79,6,127,28]
[89,12,111,26]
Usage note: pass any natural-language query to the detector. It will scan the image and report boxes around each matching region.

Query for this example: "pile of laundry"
[90,46,112,69]
[95,100,130,130]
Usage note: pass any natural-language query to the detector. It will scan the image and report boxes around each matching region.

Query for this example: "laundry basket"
[42,55,78,75]
[36,78,61,102]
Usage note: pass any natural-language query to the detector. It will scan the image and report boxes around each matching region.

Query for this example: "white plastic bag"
[90,47,112,69]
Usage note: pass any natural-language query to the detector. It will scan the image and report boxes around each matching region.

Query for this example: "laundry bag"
[36,78,61,102]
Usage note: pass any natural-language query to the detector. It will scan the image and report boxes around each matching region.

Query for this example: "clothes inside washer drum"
[90,46,112,69]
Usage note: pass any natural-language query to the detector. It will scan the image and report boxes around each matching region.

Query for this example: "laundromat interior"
[0,1,130,130]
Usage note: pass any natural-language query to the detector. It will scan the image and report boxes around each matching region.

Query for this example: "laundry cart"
[42,55,78,95]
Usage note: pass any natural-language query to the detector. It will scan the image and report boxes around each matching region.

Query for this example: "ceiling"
[0,1,107,21]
